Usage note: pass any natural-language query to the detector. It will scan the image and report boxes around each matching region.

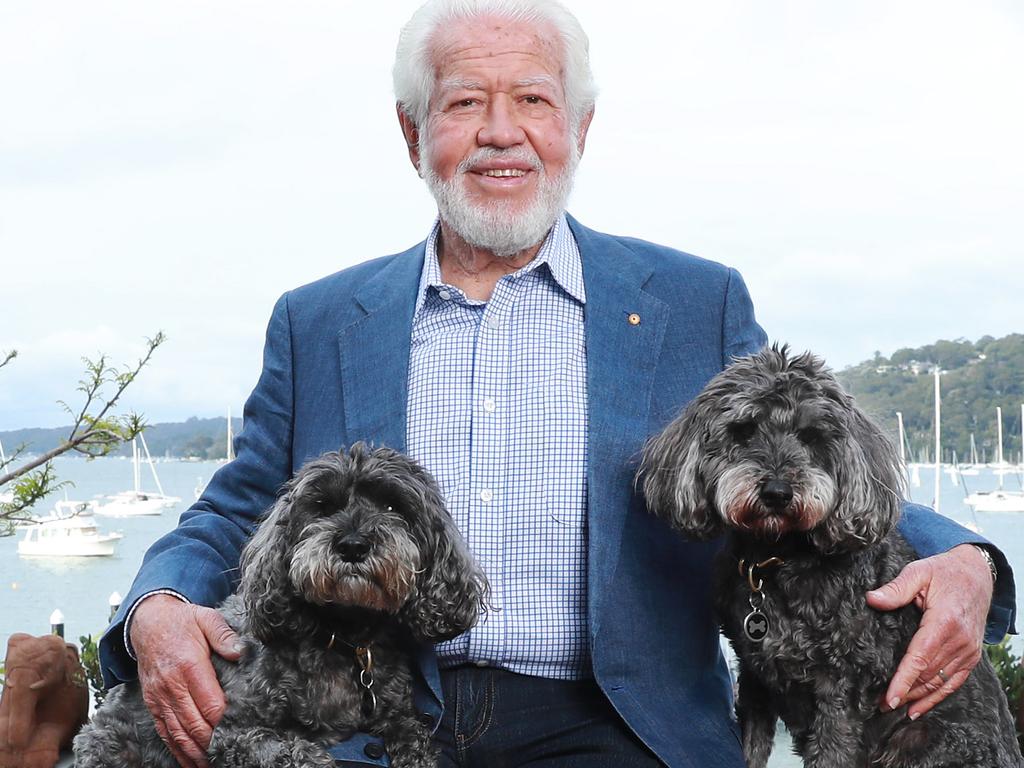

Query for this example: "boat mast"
[933,368,941,513]
[997,406,1004,490]
[132,437,141,494]
[139,432,167,497]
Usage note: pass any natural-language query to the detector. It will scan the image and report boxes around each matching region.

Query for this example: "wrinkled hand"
[0,633,89,768]
[866,544,993,719]
[130,595,242,768]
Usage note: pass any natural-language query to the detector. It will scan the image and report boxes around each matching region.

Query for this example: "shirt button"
[475,659,489,668]
[482,397,496,413]
[479,488,493,503]
[438,289,452,301]
[363,742,386,760]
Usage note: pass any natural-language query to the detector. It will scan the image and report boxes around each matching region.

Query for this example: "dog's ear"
[639,402,723,540]
[399,478,489,643]
[239,488,299,642]
[815,404,903,552]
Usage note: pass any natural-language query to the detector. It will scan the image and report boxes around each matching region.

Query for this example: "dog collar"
[327,631,378,716]
[738,557,785,643]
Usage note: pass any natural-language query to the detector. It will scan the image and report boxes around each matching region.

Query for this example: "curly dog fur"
[74,443,488,768]
[640,345,1022,768]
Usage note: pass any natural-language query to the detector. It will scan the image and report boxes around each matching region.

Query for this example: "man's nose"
[477,96,526,147]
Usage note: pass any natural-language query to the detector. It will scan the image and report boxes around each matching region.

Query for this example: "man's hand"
[130,595,242,768]
[0,633,89,768]
[866,544,993,719]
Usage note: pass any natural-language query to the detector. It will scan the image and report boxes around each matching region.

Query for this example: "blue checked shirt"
[406,214,590,680]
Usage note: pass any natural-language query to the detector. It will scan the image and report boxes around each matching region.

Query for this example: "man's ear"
[575,108,595,156]
[397,105,422,175]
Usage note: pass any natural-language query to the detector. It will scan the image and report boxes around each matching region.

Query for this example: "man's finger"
[904,666,970,708]
[906,668,970,720]
[195,607,242,662]
[180,667,221,752]
[144,666,217,766]
[153,711,200,768]
[882,609,952,710]
[866,561,928,612]
[164,705,210,768]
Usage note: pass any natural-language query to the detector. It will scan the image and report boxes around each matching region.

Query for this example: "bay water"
[1,456,1020,767]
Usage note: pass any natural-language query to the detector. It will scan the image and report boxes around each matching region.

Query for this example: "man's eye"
[523,95,542,104]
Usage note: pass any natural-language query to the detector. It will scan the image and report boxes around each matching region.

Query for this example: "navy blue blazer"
[101,216,1016,767]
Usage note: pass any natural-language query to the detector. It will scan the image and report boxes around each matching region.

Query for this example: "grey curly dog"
[74,443,488,768]
[640,345,1022,768]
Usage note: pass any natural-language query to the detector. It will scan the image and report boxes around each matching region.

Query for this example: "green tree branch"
[0,333,165,534]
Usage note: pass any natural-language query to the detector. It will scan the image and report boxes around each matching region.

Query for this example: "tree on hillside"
[0,333,165,535]
[840,333,1024,463]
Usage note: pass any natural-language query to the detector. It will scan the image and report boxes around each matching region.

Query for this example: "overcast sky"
[1,1,1021,432]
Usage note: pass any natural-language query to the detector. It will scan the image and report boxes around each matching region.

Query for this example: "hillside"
[3,332,1022,465]
[0,416,239,461]
[837,333,1024,463]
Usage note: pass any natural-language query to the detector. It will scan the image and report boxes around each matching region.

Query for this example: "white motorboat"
[17,501,124,557]
[964,489,1024,513]
[94,434,180,517]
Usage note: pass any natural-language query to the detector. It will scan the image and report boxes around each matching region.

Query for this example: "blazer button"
[364,742,386,760]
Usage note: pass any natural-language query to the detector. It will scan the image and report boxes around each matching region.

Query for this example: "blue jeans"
[433,667,663,767]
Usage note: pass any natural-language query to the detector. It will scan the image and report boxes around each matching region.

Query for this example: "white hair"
[393,0,598,132]
[420,140,580,257]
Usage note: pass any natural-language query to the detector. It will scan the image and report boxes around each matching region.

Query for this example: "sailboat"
[0,438,12,505]
[225,407,236,462]
[195,408,238,498]
[958,434,981,476]
[896,412,921,488]
[943,450,960,486]
[93,434,181,516]
[932,368,941,513]
[965,405,1024,513]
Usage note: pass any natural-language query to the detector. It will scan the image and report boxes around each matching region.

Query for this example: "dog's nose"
[759,480,794,511]
[336,534,372,562]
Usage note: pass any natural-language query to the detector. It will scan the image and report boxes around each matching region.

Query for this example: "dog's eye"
[797,427,824,446]
[728,420,758,443]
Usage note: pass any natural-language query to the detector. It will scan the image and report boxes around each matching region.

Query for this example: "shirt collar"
[413,213,585,316]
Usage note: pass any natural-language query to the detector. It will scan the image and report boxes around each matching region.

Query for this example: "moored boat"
[17,501,124,557]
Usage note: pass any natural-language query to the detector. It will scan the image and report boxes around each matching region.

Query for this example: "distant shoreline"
[0,415,240,462]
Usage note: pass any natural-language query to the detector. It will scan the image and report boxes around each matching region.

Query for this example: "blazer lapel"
[337,243,425,454]
[568,216,669,633]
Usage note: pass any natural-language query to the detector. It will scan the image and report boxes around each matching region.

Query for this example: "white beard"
[420,139,579,259]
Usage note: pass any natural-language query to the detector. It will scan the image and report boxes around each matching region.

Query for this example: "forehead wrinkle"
[429,17,564,76]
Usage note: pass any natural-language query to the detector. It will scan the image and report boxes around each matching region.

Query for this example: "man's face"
[410,16,590,256]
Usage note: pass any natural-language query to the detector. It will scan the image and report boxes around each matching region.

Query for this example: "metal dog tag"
[743,610,770,643]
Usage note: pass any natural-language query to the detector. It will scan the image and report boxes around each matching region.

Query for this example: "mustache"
[456,146,544,175]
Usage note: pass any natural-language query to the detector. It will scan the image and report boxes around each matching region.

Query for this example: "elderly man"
[99,1,1015,767]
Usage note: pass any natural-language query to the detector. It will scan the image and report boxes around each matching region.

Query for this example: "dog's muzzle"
[759,479,794,512]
